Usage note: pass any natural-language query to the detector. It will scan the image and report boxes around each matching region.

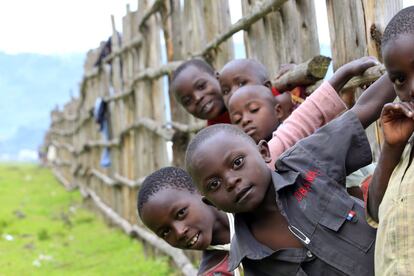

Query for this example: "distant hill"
[0,51,85,161]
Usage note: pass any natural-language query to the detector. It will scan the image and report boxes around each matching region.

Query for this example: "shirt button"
[306,250,313,258]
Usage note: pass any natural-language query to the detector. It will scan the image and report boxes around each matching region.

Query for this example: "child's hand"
[329,56,378,93]
[381,102,414,146]
[339,56,379,77]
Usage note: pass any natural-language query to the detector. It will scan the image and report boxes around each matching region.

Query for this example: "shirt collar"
[228,214,274,270]
[271,169,300,191]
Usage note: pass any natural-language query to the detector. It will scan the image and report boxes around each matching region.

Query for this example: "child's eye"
[176,207,187,219]
[181,96,192,106]
[161,229,170,238]
[232,115,242,125]
[207,179,221,191]
[394,75,406,86]
[238,80,247,87]
[222,87,230,95]
[233,156,244,169]
[250,107,259,113]
[197,82,206,90]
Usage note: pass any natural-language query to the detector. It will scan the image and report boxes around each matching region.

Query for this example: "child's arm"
[350,74,395,128]
[268,57,378,168]
[328,57,378,92]
[367,102,414,222]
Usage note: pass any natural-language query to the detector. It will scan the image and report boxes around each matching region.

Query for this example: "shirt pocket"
[318,193,376,253]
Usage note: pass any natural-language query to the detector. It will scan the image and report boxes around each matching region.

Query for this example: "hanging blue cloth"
[94,98,111,167]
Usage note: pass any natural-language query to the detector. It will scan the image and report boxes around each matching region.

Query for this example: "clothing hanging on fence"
[94,97,111,167]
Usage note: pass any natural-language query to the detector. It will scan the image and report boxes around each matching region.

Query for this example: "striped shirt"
[367,139,414,275]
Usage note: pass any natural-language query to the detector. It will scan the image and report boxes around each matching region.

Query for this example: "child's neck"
[264,122,282,142]
[247,180,280,220]
[244,177,304,250]
[210,208,230,246]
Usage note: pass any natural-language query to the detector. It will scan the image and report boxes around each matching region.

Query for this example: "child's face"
[274,93,294,121]
[219,63,268,106]
[141,188,216,250]
[189,131,272,213]
[383,33,414,102]
[172,66,224,120]
[228,85,282,143]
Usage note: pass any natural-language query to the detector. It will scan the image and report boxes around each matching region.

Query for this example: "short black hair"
[185,124,257,173]
[137,167,196,218]
[382,6,414,49]
[171,58,215,86]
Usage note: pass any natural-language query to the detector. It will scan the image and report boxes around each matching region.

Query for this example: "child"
[365,6,414,275]
[218,59,281,106]
[185,74,395,275]
[226,57,389,198]
[218,59,312,114]
[171,58,289,125]
[171,59,231,125]
[137,167,237,276]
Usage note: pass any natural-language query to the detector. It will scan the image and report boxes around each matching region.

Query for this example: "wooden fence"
[44,0,402,275]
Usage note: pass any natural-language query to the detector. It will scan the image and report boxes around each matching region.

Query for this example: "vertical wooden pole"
[163,0,234,168]
[326,0,401,160]
[242,0,319,76]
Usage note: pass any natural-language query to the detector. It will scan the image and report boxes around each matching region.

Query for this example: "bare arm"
[328,56,378,93]
[350,74,395,128]
[367,142,405,222]
[367,102,414,222]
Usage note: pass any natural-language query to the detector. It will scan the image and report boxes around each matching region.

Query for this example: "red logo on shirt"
[294,169,320,202]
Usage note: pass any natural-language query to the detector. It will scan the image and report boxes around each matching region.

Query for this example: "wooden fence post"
[242,0,319,76]
[326,0,401,160]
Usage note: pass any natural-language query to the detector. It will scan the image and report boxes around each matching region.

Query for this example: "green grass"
[0,164,174,276]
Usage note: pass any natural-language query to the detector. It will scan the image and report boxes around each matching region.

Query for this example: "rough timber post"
[326,0,401,160]
[242,0,319,76]
[161,0,189,168]
[119,7,137,224]
[165,0,234,168]
[132,0,169,224]
[108,15,123,217]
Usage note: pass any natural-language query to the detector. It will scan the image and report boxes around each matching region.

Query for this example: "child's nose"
[194,91,204,103]
[241,114,252,126]
[174,222,188,239]
[224,174,240,191]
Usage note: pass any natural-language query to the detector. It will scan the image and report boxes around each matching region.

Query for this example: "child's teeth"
[189,233,199,246]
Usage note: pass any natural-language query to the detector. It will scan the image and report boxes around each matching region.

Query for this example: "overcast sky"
[0,0,137,54]
[0,0,412,55]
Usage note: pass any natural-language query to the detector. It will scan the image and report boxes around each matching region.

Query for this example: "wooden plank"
[326,0,402,160]
[242,0,319,76]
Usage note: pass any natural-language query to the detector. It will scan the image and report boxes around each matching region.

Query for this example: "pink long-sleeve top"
[268,81,347,169]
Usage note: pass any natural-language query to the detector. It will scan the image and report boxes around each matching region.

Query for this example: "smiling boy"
[138,167,236,276]
[171,59,231,125]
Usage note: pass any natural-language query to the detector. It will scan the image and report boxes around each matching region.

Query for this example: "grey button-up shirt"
[229,111,376,275]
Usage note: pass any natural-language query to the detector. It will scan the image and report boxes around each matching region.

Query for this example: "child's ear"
[202,196,216,207]
[257,140,272,163]
[215,71,220,80]
[274,103,284,121]
[263,80,272,88]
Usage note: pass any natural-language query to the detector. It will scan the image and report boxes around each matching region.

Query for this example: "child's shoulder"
[199,250,232,276]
